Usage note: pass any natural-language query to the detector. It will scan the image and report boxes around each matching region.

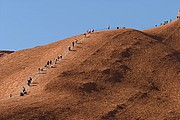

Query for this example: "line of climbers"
[6,21,179,98]
[12,21,175,98]
[12,26,123,98]
[16,26,125,97]
[19,30,91,97]
[155,17,179,27]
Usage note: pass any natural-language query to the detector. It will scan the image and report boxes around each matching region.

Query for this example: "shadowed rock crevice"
[165,51,180,62]
[79,82,99,93]
[101,64,130,83]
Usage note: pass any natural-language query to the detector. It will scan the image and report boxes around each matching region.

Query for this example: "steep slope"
[0,20,179,120]
[144,19,180,51]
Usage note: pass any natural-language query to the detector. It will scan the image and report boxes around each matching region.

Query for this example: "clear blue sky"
[0,0,179,51]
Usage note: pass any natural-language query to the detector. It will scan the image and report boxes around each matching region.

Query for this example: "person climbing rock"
[54,58,58,64]
[29,77,32,81]
[22,86,26,93]
[47,61,50,67]
[68,46,71,51]
[72,41,75,47]
[37,68,41,74]
[108,26,110,29]
[87,29,91,34]
[27,77,32,86]
[21,86,27,96]
[27,79,31,86]
[44,64,47,69]
[20,92,24,96]
[60,54,62,59]
[49,60,53,68]
[50,60,52,65]
[83,33,86,38]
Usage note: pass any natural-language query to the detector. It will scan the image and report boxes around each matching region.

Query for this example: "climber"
[44,64,47,69]
[50,60,52,65]
[47,61,50,67]
[54,58,58,64]
[68,46,71,51]
[87,29,91,33]
[20,92,24,96]
[37,68,41,74]
[49,60,53,68]
[75,39,78,44]
[108,26,110,29]
[27,79,31,86]
[60,54,62,59]
[29,77,32,82]
[20,86,26,96]
[23,86,26,94]
[72,41,75,47]
[83,33,86,38]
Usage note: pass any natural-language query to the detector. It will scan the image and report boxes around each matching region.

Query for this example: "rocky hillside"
[0,19,179,120]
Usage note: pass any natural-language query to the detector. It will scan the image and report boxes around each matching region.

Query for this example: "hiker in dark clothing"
[49,60,53,68]
[72,41,75,47]
[50,60,52,65]
[68,46,71,51]
[54,59,58,64]
[108,26,110,29]
[22,86,26,93]
[47,61,50,66]
[23,86,27,94]
[20,86,26,96]
[27,80,31,86]
[92,29,94,32]
[20,92,24,96]
[44,64,47,69]
[60,54,62,59]
[83,33,86,38]
[38,68,41,74]
[27,77,32,86]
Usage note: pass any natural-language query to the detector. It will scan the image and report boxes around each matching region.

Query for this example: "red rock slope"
[0,20,179,120]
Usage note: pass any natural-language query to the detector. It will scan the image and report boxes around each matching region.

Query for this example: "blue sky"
[0,0,179,51]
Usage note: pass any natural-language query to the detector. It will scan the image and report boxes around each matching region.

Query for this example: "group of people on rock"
[17,25,127,97]
[17,26,124,97]
[155,19,174,27]
[20,77,32,96]
[19,37,82,97]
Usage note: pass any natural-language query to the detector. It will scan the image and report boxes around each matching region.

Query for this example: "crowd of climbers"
[155,20,171,27]
[19,27,109,97]
[19,28,96,97]
[8,21,176,97]
[155,17,179,27]
[18,26,128,97]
